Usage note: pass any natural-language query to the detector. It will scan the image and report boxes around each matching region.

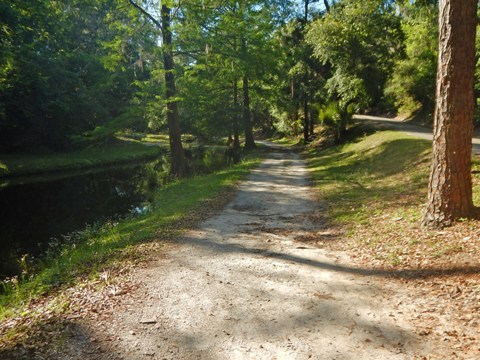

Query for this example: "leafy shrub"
[318,101,356,142]
[385,4,438,116]
[319,102,341,127]
[202,148,227,172]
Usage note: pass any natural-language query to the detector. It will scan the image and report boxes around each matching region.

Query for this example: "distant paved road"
[353,114,480,155]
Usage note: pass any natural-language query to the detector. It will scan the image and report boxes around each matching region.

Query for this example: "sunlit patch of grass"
[137,133,170,145]
[472,157,480,206]
[119,133,197,146]
[303,125,480,271]
[272,137,301,147]
[306,129,431,225]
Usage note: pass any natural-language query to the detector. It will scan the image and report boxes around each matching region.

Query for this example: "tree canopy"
[2,0,477,150]
[1,0,479,204]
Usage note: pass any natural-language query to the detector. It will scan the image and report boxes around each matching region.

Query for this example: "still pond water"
[0,160,162,278]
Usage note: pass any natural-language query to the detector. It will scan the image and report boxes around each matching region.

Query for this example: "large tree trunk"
[161,4,188,178]
[423,0,477,227]
[243,75,256,149]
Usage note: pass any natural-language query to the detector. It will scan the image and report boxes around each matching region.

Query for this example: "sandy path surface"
[80,144,452,359]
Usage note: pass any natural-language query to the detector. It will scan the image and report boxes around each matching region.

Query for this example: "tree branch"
[323,0,330,12]
[127,0,162,30]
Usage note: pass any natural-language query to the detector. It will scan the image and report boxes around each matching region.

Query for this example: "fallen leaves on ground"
[321,211,480,359]
[0,186,240,358]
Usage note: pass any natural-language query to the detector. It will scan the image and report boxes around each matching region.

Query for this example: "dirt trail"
[72,144,452,359]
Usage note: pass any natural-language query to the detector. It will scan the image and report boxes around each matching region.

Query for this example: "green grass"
[118,133,198,145]
[272,136,302,147]
[306,129,432,223]
[142,134,170,143]
[0,140,162,180]
[0,152,261,321]
[303,126,480,267]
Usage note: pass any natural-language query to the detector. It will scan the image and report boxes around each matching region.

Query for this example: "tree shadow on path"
[176,233,480,280]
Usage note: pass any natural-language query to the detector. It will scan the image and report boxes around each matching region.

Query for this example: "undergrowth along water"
[0,140,163,180]
[0,151,262,320]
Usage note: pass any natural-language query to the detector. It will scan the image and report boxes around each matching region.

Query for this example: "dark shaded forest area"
[2,0,462,155]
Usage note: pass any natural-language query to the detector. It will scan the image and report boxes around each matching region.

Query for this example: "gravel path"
[76,144,452,359]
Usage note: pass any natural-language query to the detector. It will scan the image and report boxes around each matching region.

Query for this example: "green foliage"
[0,0,477,153]
[318,101,356,141]
[0,0,161,152]
[0,140,162,180]
[270,107,295,136]
[306,0,403,110]
[318,102,341,127]
[173,0,287,141]
[202,148,229,172]
[385,2,438,115]
[269,16,327,139]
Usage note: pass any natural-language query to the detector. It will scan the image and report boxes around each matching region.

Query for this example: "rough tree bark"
[422,0,477,227]
[161,4,188,178]
[128,1,188,178]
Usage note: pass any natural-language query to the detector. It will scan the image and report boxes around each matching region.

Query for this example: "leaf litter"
[323,212,480,358]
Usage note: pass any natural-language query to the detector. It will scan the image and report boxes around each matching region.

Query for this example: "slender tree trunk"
[291,79,298,136]
[304,0,310,22]
[243,75,256,149]
[309,89,314,136]
[309,110,314,135]
[292,107,298,136]
[303,0,310,144]
[423,0,477,227]
[323,0,330,12]
[161,4,188,178]
[303,97,309,143]
[239,29,255,150]
[233,78,241,150]
[128,1,187,177]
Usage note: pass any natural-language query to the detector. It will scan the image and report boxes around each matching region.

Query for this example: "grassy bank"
[0,152,261,324]
[0,140,163,180]
[304,126,480,269]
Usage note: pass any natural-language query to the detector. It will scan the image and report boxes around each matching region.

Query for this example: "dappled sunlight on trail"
[51,142,452,360]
